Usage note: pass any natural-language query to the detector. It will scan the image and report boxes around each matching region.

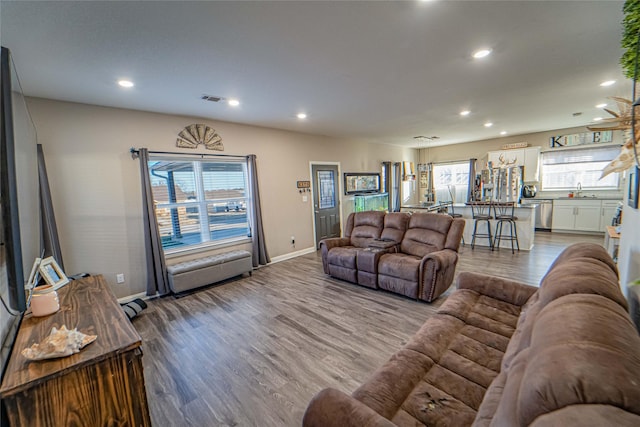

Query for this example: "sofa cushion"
[400,213,452,258]
[486,293,640,426]
[380,212,410,242]
[498,243,627,373]
[538,249,627,310]
[347,211,385,248]
[351,289,525,426]
[166,250,251,274]
[327,246,358,269]
[378,253,421,281]
[471,243,640,427]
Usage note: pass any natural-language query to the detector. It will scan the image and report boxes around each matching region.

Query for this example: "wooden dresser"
[0,275,151,426]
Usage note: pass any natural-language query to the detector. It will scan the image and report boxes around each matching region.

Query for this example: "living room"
[1,1,640,426]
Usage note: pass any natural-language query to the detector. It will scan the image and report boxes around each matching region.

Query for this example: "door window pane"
[318,170,336,209]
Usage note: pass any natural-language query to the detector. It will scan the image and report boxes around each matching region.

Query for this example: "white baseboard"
[117,292,150,304]
[269,246,317,264]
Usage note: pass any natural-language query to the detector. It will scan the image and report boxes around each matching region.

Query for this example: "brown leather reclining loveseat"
[304,243,640,426]
[320,210,465,303]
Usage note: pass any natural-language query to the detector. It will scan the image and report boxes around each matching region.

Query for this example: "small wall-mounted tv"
[1,46,40,384]
[344,172,381,195]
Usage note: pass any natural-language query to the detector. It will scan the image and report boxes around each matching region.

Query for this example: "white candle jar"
[30,285,60,317]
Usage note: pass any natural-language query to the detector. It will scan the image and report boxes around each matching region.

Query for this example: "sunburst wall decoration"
[176,124,223,150]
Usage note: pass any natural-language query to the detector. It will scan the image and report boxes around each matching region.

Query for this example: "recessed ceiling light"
[593,117,603,122]
[472,49,492,59]
[484,122,493,128]
[460,110,471,116]
[595,103,607,108]
[227,99,240,107]
[600,80,616,87]
[500,131,507,135]
[118,80,134,88]
[297,113,307,119]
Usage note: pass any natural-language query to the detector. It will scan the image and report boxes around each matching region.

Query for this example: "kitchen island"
[455,203,536,250]
[403,202,536,250]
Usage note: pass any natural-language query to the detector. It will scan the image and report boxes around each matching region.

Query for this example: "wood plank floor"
[133,232,604,426]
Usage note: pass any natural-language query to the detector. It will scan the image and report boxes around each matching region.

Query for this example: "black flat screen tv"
[0,46,40,385]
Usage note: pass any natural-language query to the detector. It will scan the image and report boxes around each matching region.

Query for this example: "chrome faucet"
[576,182,582,197]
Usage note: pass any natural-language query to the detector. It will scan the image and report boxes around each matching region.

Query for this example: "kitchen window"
[540,146,620,190]
[148,157,250,253]
[433,162,470,202]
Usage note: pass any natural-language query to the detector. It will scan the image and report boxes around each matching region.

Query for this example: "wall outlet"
[291,236,295,245]
[116,273,125,284]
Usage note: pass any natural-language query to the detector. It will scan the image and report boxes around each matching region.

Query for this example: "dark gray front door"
[312,164,340,246]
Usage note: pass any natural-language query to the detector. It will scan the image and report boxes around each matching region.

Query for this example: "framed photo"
[38,257,69,290]
[629,166,639,209]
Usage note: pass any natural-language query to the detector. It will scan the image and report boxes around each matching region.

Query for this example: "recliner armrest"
[418,249,459,302]
[302,388,396,427]
[420,248,458,270]
[320,237,352,249]
[456,271,537,306]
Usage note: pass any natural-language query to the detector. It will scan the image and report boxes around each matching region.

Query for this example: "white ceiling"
[0,0,633,148]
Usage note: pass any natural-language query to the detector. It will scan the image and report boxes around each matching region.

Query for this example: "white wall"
[27,98,417,298]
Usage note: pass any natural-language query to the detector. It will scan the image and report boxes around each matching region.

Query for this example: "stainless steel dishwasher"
[521,199,553,230]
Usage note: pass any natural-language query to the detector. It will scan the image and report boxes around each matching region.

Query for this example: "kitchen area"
[413,138,624,253]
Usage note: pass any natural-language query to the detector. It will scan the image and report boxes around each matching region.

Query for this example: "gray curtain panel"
[468,158,477,202]
[138,148,170,296]
[247,154,270,267]
[37,144,64,269]
[393,162,402,212]
[382,161,392,212]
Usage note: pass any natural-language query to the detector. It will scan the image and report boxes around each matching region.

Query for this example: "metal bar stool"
[493,202,519,254]
[468,202,493,250]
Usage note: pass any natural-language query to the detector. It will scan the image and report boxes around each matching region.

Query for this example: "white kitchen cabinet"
[552,199,602,232]
[601,200,620,229]
[574,203,602,232]
[552,203,576,230]
[523,147,541,182]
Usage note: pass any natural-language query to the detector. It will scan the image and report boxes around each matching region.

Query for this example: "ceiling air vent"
[413,135,440,141]
[201,94,223,103]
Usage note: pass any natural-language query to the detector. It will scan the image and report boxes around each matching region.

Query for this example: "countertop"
[406,203,536,209]
[454,203,536,209]
[554,197,622,200]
